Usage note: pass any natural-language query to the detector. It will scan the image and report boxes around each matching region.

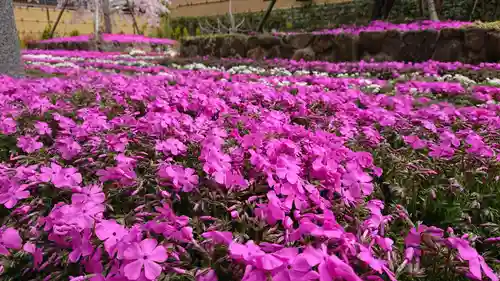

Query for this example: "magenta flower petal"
[143,260,163,280]
[149,245,167,263]
[124,243,143,260]
[123,260,144,280]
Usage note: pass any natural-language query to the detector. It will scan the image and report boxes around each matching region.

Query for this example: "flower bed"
[281,20,472,35]
[1,51,500,281]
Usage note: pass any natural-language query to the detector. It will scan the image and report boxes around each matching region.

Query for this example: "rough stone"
[247,47,266,60]
[311,34,334,54]
[248,34,281,50]
[221,35,247,57]
[181,44,199,57]
[432,28,465,62]
[432,39,464,62]
[381,30,404,61]
[288,34,314,49]
[331,34,358,62]
[464,28,487,52]
[278,44,296,59]
[400,30,438,61]
[486,31,500,62]
[178,28,500,64]
[265,45,281,59]
[358,31,386,55]
[292,47,315,61]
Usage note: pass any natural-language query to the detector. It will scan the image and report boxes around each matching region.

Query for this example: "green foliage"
[69,30,80,37]
[195,27,201,36]
[152,15,174,39]
[170,0,500,33]
[182,27,190,38]
[41,24,52,40]
[173,26,182,40]
[472,20,500,30]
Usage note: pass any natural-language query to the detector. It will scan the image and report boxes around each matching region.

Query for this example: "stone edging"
[180,28,500,64]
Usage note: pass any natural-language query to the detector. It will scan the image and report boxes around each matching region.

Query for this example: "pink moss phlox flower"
[15,164,39,182]
[96,220,128,256]
[69,229,93,263]
[105,134,129,152]
[72,184,106,205]
[34,121,52,136]
[0,180,30,209]
[45,194,104,235]
[84,247,104,276]
[23,242,43,269]
[97,165,137,187]
[53,113,76,132]
[201,145,232,185]
[196,269,218,281]
[447,237,499,281]
[341,168,374,203]
[465,133,494,158]
[17,135,43,153]
[363,200,391,236]
[0,117,17,135]
[402,135,427,150]
[55,136,82,160]
[157,163,199,192]
[202,231,233,245]
[230,240,285,271]
[275,155,301,184]
[439,131,461,147]
[428,143,455,159]
[255,191,285,226]
[404,224,444,262]
[0,227,22,256]
[40,163,82,189]
[155,138,187,156]
[123,238,168,280]
[358,246,387,273]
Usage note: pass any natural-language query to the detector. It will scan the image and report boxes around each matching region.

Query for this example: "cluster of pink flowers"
[279,20,472,35]
[1,51,499,281]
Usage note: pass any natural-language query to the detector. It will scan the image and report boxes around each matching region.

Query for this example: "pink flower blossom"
[0,228,22,256]
[123,238,168,280]
[34,121,52,135]
[17,135,43,153]
[40,163,82,189]
[0,183,30,209]
[96,220,128,255]
[155,138,187,156]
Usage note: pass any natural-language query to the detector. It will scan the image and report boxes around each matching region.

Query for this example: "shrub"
[69,29,81,37]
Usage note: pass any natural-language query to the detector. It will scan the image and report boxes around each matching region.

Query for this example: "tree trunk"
[371,0,385,20]
[0,0,23,77]
[382,0,396,19]
[102,0,112,34]
[417,0,424,17]
[127,0,141,34]
[257,0,276,33]
[426,0,439,21]
[50,0,69,38]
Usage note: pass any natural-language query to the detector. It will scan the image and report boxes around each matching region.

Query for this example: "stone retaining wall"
[180,28,500,63]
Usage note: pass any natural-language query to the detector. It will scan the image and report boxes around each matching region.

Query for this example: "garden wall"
[180,28,500,64]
